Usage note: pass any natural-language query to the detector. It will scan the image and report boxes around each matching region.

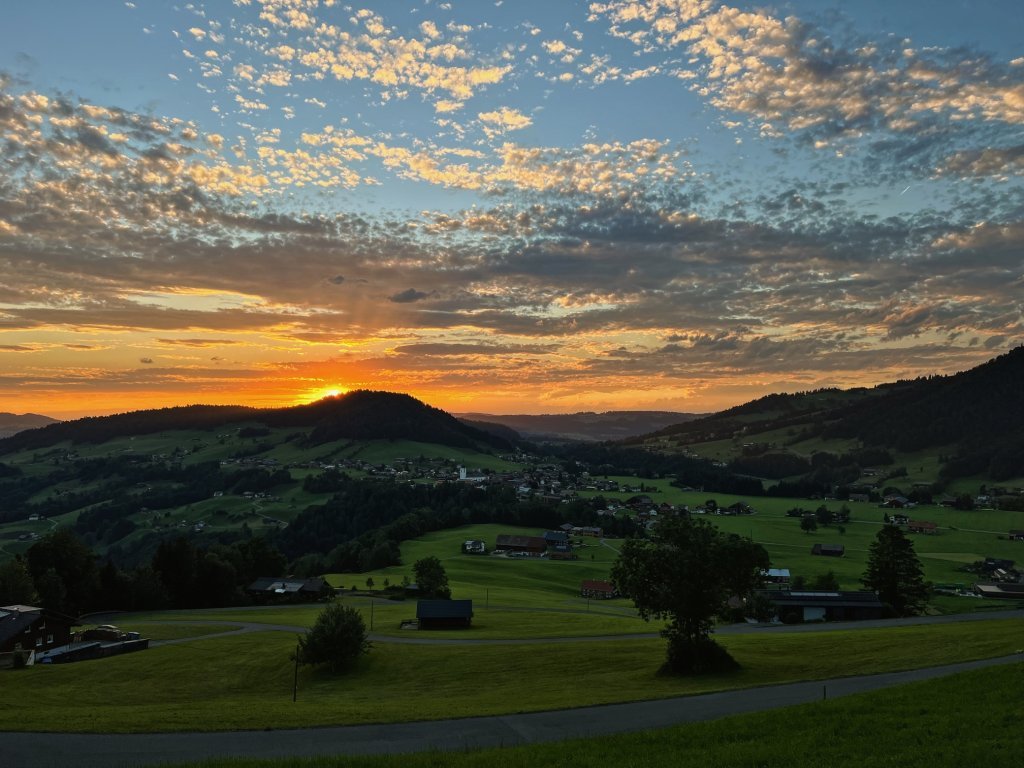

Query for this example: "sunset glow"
[1,1,1022,419]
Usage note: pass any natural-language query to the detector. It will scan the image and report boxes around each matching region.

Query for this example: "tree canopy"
[413,555,451,599]
[862,525,929,616]
[295,602,370,673]
[611,515,768,675]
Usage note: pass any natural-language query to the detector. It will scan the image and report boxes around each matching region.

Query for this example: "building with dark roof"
[760,590,885,622]
[0,605,78,656]
[247,576,332,602]
[494,534,548,553]
[811,543,845,557]
[416,599,473,629]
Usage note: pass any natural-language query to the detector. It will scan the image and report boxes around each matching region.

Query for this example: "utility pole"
[293,643,299,702]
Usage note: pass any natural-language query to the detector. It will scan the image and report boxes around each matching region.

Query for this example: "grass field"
[2,617,1022,733]
[169,661,1024,768]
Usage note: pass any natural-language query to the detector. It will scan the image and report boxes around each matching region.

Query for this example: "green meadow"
[171,661,1024,768]
[3,615,1022,733]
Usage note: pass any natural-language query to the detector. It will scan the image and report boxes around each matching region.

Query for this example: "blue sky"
[0,1,1022,416]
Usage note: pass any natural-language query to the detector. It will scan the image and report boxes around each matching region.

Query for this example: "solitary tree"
[800,516,818,534]
[611,515,768,675]
[295,603,370,673]
[413,556,451,599]
[862,525,929,616]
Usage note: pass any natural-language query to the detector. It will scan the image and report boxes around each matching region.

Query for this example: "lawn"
[169,661,1024,768]
[2,617,1022,733]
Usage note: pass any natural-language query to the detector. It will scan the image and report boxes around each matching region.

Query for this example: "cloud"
[139,357,154,364]
[389,288,432,303]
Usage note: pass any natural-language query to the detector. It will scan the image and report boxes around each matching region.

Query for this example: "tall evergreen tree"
[862,525,929,616]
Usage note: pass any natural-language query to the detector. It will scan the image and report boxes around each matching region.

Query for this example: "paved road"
[6,654,1022,768]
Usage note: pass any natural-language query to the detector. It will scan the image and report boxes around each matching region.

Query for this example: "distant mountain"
[632,346,1024,482]
[456,410,700,442]
[0,412,60,438]
[0,391,513,453]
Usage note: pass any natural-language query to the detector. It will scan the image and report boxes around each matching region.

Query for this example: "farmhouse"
[494,534,548,554]
[247,576,332,602]
[0,605,78,656]
[908,520,938,535]
[416,599,473,629]
[580,579,618,599]
[761,590,885,623]
[811,543,845,557]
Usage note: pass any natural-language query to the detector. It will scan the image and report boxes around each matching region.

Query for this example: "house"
[1009,530,1024,541]
[247,576,332,602]
[760,590,885,623]
[811,543,845,557]
[0,605,78,656]
[573,526,603,538]
[907,520,938,535]
[580,579,618,599]
[462,539,486,554]
[762,568,791,585]
[416,599,473,629]
[494,534,548,554]
[883,495,912,508]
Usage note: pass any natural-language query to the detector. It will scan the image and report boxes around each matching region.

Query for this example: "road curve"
[5,654,1022,768]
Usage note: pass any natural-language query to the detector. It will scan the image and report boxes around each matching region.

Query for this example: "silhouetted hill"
[0,391,512,453]
[633,346,1024,482]
[0,412,60,438]
[456,410,699,442]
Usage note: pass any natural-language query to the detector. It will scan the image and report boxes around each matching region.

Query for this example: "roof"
[762,590,884,609]
[908,520,937,528]
[247,576,327,594]
[416,599,473,619]
[543,530,569,542]
[495,534,548,550]
[764,568,791,578]
[814,543,845,552]
[581,579,615,593]
[0,605,78,646]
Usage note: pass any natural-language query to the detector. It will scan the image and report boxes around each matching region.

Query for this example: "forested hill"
[630,346,1024,482]
[0,391,514,453]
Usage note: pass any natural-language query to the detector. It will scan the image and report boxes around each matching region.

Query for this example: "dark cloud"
[389,288,432,303]
[139,357,154,364]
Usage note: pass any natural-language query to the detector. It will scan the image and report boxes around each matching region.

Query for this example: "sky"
[1,0,1022,419]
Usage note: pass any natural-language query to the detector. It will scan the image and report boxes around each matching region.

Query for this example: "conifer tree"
[862,525,929,615]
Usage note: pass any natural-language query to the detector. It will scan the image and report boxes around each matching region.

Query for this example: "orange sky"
[2,2,1022,419]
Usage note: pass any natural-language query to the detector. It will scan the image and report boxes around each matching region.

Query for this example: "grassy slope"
[2,619,1022,733]
[171,662,1024,768]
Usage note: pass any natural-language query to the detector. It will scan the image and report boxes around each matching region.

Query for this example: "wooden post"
[293,643,299,702]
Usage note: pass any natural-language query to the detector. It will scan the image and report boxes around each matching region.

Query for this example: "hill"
[0,391,513,454]
[631,347,1024,489]
[0,412,59,438]
[456,410,700,442]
